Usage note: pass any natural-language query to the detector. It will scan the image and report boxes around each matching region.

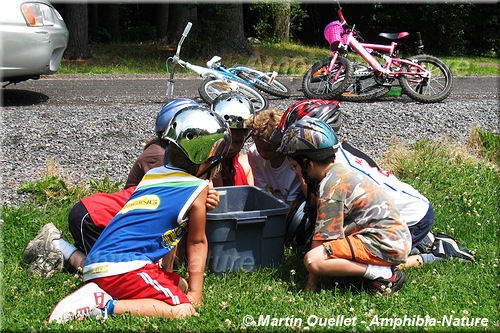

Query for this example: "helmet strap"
[300,158,310,182]
[163,142,170,167]
[298,157,320,198]
[196,157,221,179]
[302,158,318,248]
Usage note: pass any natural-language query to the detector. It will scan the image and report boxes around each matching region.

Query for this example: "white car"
[0,0,69,84]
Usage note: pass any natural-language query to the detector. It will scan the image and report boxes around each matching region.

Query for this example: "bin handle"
[234,216,267,229]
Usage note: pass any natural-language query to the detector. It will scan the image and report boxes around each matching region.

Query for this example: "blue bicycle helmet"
[156,98,200,138]
[278,117,339,160]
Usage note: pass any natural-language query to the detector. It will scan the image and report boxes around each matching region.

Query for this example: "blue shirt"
[83,165,207,281]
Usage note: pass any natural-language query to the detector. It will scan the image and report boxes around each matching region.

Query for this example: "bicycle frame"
[229,66,278,86]
[176,57,273,90]
[166,22,270,110]
[327,7,431,82]
[303,1,453,103]
[344,35,431,80]
[174,58,233,85]
[167,23,242,96]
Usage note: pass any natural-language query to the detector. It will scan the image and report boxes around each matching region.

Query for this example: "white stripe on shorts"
[137,272,181,305]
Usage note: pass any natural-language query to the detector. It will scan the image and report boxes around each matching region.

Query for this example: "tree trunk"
[273,2,291,43]
[64,3,91,60]
[156,3,169,39]
[103,4,121,42]
[210,4,252,55]
[166,4,197,45]
[88,4,98,42]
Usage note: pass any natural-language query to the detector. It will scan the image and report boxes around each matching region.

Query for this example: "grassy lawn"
[1,128,499,332]
[58,42,499,77]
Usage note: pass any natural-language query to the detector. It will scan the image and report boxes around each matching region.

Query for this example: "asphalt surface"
[1,74,498,107]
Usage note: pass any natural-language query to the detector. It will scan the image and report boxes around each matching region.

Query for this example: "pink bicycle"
[302,1,453,103]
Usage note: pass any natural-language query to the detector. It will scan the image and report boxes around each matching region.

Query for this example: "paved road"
[1,74,498,205]
[1,74,497,107]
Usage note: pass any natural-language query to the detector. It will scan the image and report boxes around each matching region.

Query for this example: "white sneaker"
[48,282,113,324]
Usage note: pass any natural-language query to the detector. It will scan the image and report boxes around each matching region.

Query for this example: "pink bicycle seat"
[378,32,410,40]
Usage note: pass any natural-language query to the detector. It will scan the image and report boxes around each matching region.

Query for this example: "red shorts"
[91,264,190,305]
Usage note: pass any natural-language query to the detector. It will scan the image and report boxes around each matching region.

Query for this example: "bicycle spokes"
[302,2,452,103]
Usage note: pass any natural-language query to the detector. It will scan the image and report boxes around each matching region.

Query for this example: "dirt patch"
[476,62,500,68]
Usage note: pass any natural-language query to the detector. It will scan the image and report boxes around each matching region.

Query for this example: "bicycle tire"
[198,77,269,112]
[340,77,390,102]
[302,56,353,100]
[399,54,453,103]
[339,63,390,102]
[234,65,291,98]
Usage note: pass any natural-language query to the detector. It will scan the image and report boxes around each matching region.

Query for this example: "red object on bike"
[324,21,345,50]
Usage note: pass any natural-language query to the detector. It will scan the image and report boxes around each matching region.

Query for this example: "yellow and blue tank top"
[83,165,207,281]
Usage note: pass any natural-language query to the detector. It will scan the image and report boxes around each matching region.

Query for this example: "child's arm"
[185,186,209,307]
[238,153,254,186]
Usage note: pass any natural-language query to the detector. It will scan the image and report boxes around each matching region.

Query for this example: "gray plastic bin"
[206,186,290,275]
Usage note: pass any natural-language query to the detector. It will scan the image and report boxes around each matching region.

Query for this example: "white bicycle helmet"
[211,92,255,130]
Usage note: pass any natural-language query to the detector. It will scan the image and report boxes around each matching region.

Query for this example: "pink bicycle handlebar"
[337,9,347,26]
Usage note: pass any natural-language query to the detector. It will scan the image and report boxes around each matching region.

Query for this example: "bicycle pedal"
[353,72,373,78]
[269,71,278,84]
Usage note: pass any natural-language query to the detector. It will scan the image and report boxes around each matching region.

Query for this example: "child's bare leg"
[113,299,195,318]
[68,251,87,271]
[305,245,368,276]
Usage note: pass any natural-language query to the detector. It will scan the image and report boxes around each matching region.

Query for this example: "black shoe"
[415,231,436,254]
[366,267,407,295]
[432,233,475,262]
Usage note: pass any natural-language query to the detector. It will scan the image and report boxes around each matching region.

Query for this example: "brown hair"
[246,108,283,143]
[144,137,168,150]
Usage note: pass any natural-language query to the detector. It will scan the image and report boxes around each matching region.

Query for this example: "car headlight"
[21,2,56,27]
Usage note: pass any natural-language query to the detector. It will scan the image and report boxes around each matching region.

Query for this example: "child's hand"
[178,277,189,293]
[304,274,318,292]
[187,291,203,307]
[205,189,220,211]
[304,282,317,292]
[158,249,176,272]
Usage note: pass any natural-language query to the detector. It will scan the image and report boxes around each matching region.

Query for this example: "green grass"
[58,41,499,76]
[1,129,499,332]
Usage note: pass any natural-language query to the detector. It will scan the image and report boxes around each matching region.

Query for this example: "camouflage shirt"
[314,163,411,264]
